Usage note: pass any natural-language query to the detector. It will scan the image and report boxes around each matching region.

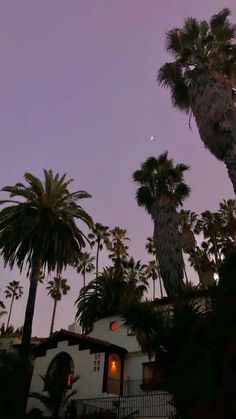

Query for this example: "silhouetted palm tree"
[74,251,95,290]
[0,170,93,410]
[145,260,161,300]
[47,277,70,336]
[88,223,110,279]
[188,243,215,287]
[196,210,223,271]
[4,280,23,328]
[219,198,236,244]
[158,8,236,193]
[145,236,164,298]
[133,152,190,297]
[106,227,130,261]
[75,258,148,333]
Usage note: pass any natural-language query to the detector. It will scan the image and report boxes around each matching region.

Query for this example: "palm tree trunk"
[212,236,220,272]
[96,239,100,279]
[6,295,14,329]
[83,272,86,289]
[21,255,42,352]
[18,253,42,415]
[49,299,57,336]
[153,204,185,298]
[189,73,236,195]
[153,277,155,300]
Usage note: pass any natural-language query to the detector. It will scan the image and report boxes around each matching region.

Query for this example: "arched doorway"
[106,353,122,395]
[44,352,74,391]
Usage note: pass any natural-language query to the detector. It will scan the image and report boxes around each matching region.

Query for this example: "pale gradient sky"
[0,0,235,337]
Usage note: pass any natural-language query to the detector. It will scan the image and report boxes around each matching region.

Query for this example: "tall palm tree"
[133,152,190,298]
[178,209,199,283]
[219,198,236,244]
[178,210,198,254]
[74,251,95,289]
[196,210,223,271]
[0,170,92,409]
[47,277,70,336]
[188,244,215,287]
[158,8,236,194]
[106,226,130,261]
[4,280,23,329]
[88,223,110,279]
[145,260,160,300]
[145,236,164,298]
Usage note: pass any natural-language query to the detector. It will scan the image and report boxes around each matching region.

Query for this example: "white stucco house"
[27,316,175,418]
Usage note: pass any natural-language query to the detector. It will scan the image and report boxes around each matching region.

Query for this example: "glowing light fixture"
[110,321,118,331]
[66,373,73,388]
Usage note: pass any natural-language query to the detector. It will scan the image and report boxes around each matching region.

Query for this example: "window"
[142,361,167,391]
[109,321,119,331]
[93,354,100,372]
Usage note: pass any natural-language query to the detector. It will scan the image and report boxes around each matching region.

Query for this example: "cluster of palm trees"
[179,199,236,287]
[0,6,236,419]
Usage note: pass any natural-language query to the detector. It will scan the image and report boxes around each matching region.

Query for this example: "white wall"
[27,317,153,414]
[27,340,107,413]
[124,352,149,381]
[89,316,141,352]
[90,316,151,382]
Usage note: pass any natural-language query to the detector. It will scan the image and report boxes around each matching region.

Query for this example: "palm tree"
[121,298,215,417]
[145,236,164,298]
[179,210,198,253]
[75,259,148,333]
[145,236,156,255]
[122,257,148,300]
[74,251,95,290]
[47,277,71,336]
[196,210,223,271]
[88,223,110,279]
[0,324,23,338]
[75,267,125,333]
[133,152,190,298]
[0,170,92,409]
[106,226,130,261]
[219,198,236,244]
[158,8,236,194]
[4,280,23,329]
[145,260,160,300]
[188,244,215,287]
[178,209,199,283]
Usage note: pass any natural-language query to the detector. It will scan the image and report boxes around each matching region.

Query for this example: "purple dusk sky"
[0,0,235,337]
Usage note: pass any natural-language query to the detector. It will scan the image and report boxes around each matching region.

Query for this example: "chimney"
[68,322,82,335]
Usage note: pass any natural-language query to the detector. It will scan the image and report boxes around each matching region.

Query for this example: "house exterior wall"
[27,340,107,413]
[89,316,140,352]
[27,317,154,415]
[89,316,150,381]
